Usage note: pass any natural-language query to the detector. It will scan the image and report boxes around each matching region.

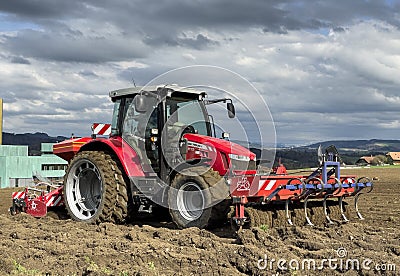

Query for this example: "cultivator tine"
[304,195,314,226]
[285,199,293,226]
[351,177,373,221]
[338,196,349,222]
[323,195,335,225]
[354,193,365,220]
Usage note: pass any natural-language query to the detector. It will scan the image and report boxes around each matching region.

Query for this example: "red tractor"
[53,85,256,228]
[51,85,373,229]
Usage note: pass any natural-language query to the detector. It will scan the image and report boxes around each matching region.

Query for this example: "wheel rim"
[65,159,103,220]
[176,182,205,221]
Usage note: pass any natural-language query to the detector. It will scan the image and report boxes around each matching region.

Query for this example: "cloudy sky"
[0,0,399,145]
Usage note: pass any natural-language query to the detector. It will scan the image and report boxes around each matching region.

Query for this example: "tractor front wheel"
[168,168,214,229]
[64,151,128,224]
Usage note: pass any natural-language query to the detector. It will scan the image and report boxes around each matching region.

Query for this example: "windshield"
[166,97,210,136]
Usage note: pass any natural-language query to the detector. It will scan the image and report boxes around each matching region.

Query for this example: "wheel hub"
[66,159,103,220]
[176,182,205,221]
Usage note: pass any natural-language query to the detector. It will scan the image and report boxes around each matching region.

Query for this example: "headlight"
[228,154,251,162]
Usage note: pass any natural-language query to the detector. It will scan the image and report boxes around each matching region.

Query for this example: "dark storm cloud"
[179,34,220,49]
[89,0,399,32]
[0,1,85,19]
[78,70,98,78]
[2,28,147,63]
[10,55,30,64]
[144,34,219,50]
[291,0,400,28]
[0,0,398,63]
[3,0,294,31]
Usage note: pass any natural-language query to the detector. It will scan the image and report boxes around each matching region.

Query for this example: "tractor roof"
[109,85,206,99]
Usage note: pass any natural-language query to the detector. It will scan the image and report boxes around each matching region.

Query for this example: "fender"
[54,136,145,177]
[79,136,145,177]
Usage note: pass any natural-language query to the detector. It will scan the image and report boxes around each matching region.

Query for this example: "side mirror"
[227,102,235,118]
[134,94,147,113]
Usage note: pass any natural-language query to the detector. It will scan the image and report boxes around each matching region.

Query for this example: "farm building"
[386,152,400,165]
[0,143,67,188]
[355,156,375,166]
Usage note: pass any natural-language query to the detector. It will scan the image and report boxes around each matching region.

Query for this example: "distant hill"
[3,132,399,168]
[251,139,400,169]
[302,139,400,152]
[2,132,68,155]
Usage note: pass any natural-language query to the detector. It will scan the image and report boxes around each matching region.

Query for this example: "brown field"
[0,167,399,275]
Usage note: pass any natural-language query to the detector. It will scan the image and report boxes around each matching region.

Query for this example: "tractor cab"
[108,85,245,181]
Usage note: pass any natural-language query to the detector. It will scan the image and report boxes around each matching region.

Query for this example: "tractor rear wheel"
[64,151,128,224]
[168,167,229,229]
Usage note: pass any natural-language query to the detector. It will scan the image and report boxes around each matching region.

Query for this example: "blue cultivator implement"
[230,145,374,228]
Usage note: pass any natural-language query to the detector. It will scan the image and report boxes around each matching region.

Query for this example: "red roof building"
[355,156,375,166]
[386,152,400,165]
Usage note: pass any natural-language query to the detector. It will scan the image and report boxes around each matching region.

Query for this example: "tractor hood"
[183,133,256,161]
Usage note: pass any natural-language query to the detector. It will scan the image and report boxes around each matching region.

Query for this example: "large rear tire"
[64,151,128,224]
[168,167,229,229]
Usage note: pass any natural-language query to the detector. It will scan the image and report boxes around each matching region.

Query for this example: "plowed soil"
[0,167,399,275]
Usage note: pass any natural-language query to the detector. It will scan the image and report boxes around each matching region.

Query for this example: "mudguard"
[54,136,145,177]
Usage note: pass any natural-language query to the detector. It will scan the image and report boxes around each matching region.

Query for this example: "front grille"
[231,159,256,171]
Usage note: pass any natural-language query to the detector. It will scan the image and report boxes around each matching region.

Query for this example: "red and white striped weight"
[44,194,64,207]
[12,191,25,199]
[92,123,111,136]
[12,191,63,206]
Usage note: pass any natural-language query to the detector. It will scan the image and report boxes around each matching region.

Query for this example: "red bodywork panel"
[184,134,255,158]
[53,137,91,161]
[184,133,256,176]
[54,133,256,178]
[54,136,145,177]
